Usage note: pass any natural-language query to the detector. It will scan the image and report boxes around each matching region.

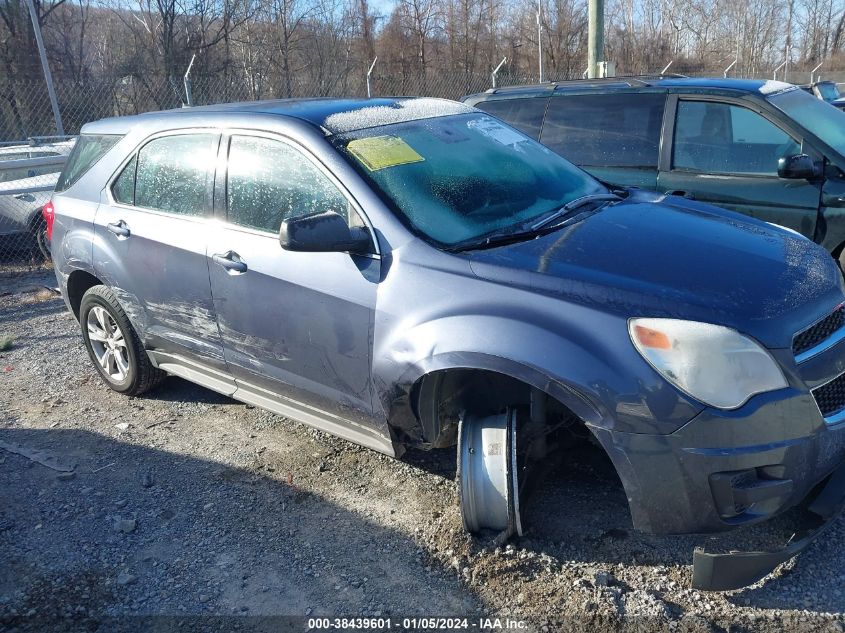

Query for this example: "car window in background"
[816,83,840,102]
[333,113,603,247]
[770,88,845,158]
[473,98,548,140]
[673,101,799,175]
[540,93,665,167]
[55,134,122,192]
[135,134,217,216]
[226,135,353,233]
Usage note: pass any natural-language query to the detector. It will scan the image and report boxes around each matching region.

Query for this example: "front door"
[658,98,822,238]
[93,132,226,371]
[207,132,382,440]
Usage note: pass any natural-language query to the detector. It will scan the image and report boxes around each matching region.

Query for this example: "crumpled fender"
[372,312,701,439]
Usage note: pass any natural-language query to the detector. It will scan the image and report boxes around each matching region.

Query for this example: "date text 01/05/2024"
[306,617,528,630]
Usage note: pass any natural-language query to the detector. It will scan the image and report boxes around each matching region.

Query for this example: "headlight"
[628,318,788,409]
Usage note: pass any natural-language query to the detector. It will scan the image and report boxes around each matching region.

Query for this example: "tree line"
[1,0,844,137]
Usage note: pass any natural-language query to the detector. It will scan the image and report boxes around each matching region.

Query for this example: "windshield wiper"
[447,192,622,253]
[529,192,622,231]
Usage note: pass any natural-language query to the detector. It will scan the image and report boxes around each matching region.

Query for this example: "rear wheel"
[32,216,50,261]
[79,286,165,395]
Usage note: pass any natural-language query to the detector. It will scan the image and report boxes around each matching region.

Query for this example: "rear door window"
[473,98,548,140]
[672,101,800,175]
[55,134,122,192]
[134,134,217,216]
[541,93,665,167]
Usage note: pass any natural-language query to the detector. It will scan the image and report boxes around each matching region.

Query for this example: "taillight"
[42,201,55,241]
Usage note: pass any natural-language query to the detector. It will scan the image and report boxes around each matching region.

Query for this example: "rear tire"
[32,216,50,262]
[79,285,165,396]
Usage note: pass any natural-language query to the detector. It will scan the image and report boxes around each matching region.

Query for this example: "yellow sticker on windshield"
[347,136,424,171]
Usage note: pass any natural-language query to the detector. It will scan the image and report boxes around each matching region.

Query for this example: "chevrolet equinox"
[47,98,845,590]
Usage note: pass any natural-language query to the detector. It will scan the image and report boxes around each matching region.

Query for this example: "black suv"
[465,76,845,269]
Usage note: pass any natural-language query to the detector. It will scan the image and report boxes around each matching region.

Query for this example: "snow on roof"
[758,80,794,95]
[323,98,474,134]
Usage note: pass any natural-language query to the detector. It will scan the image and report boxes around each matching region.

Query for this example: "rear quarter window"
[541,93,665,168]
[55,134,122,192]
[474,98,549,140]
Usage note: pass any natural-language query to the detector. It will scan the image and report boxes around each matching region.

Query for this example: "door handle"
[212,251,248,274]
[107,220,130,238]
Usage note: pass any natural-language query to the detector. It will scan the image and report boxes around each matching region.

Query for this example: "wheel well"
[411,368,585,449]
[66,270,103,319]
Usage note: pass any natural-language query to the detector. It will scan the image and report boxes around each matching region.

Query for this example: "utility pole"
[537,1,543,83]
[587,0,604,79]
[24,0,64,136]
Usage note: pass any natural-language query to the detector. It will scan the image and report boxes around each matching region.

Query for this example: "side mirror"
[778,154,817,180]
[279,211,372,254]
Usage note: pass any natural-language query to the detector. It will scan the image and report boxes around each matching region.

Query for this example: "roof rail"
[483,73,690,94]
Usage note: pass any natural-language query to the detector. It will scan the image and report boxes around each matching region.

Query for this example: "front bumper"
[693,460,845,590]
[591,387,845,535]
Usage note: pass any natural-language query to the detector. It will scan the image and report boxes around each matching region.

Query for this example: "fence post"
[183,54,196,107]
[366,57,378,98]
[810,61,823,84]
[491,58,507,88]
[24,0,64,136]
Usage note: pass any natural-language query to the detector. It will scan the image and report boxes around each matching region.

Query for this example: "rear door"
[93,131,227,372]
[206,131,381,439]
[539,92,666,189]
[657,96,822,238]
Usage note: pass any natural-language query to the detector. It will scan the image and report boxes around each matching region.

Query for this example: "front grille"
[812,372,845,419]
[793,304,845,358]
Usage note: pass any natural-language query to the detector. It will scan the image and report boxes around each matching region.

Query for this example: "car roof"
[469,75,796,100]
[82,97,475,136]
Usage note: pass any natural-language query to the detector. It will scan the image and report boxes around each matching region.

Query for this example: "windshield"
[769,88,845,157]
[332,113,604,247]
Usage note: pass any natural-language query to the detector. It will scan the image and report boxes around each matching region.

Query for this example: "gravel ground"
[1,271,844,632]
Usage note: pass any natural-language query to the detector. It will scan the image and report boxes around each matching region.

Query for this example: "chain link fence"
[2,66,844,277]
[0,138,74,278]
[0,69,547,277]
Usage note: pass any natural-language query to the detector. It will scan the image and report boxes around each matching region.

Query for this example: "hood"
[466,191,844,349]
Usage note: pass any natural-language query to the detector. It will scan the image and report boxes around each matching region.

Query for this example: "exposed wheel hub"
[458,408,524,536]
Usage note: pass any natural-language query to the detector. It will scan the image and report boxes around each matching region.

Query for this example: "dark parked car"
[464,77,845,270]
[801,80,845,110]
[49,98,845,590]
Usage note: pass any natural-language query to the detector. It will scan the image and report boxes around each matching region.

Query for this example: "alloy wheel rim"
[86,306,129,382]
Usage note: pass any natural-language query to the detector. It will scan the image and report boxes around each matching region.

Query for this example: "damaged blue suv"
[48,98,845,591]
